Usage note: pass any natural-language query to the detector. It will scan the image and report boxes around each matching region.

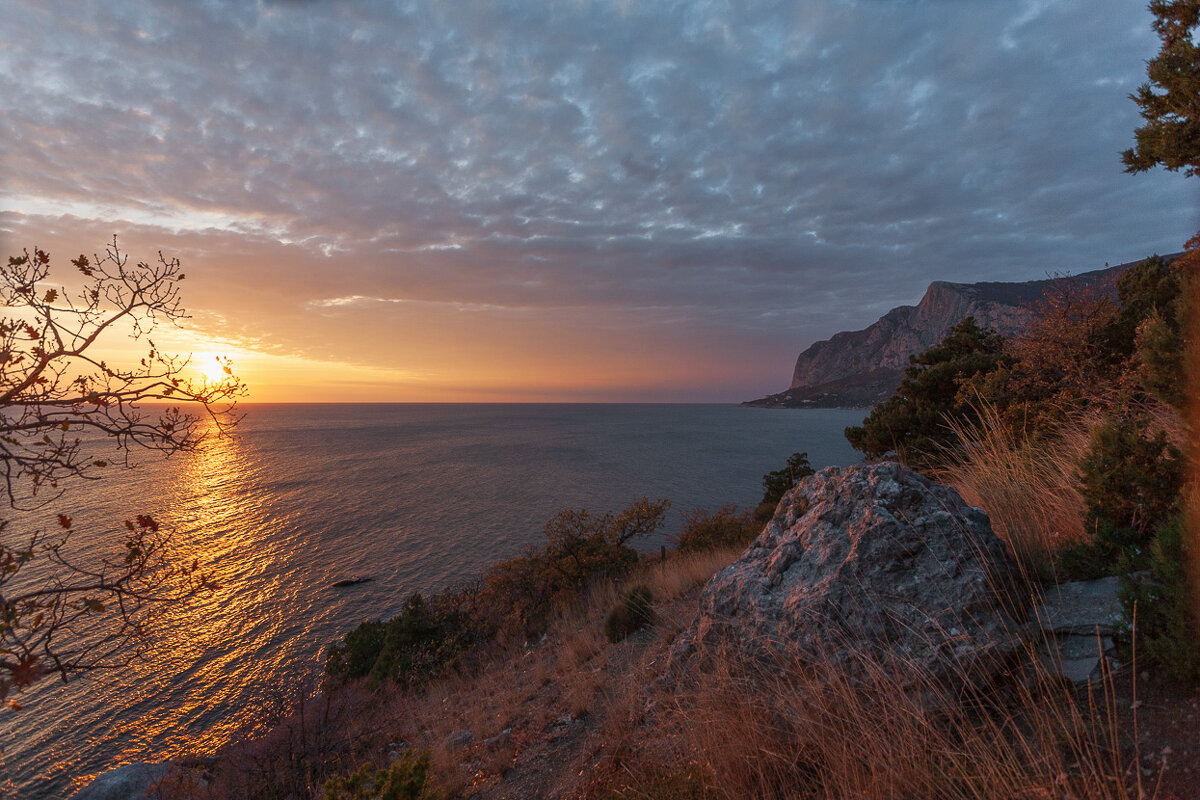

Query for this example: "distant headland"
[743,256,1171,408]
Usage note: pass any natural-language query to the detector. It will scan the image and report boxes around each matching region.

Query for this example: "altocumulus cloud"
[1,0,1195,399]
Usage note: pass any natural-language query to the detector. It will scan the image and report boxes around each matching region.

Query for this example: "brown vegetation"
[153,533,1196,800]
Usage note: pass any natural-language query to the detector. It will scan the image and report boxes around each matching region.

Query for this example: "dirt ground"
[1108,665,1200,800]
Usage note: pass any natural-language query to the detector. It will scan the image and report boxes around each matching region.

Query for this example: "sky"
[2,0,1196,402]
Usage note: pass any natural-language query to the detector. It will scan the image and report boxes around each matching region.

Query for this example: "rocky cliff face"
[746,261,1135,408]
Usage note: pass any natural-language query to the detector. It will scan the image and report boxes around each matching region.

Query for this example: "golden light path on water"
[119,426,269,765]
[6,420,320,797]
[62,426,273,791]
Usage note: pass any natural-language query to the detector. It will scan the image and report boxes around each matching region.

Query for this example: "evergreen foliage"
[845,317,1008,469]
[1057,409,1184,580]
[603,585,655,643]
[321,750,441,800]
[1122,0,1200,177]
[324,594,471,686]
[753,452,814,524]
[1119,514,1200,683]
[1078,410,1183,559]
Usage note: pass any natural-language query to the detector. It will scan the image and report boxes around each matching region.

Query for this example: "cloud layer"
[2,0,1195,400]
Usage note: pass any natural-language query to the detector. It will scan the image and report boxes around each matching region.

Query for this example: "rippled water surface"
[3,403,865,798]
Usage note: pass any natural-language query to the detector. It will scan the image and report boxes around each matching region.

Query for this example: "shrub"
[1054,409,1182,581]
[326,619,388,681]
[846,317,1009,470]
[603,585,654,643]
[325,594,468,686]
[1119,513,1200,683]
[677,504,758,553]
[753,451,815,525]
[321,750,441,800]
[543,498,670,590]
[1075,409,1182,569]
[469,552,559,641]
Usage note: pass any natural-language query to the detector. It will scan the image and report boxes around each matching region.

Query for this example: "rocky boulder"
[674,463,1026,689]
[71,762,176,800]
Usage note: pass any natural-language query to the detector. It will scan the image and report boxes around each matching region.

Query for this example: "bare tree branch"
[0,237,244,706]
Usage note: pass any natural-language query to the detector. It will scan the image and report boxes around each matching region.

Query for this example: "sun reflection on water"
[101,423,284,775]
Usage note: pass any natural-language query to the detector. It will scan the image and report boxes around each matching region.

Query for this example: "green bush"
[753,452,814,525]
[677,504,758,552]
[326,618,388,680]
[1077,410,1182,566]
[846,317,1009,470]
[325,594,467,686]
[1055,409,1182,581]
[1119,514,1200,684]
[322,750,441,800]
[604,585,655,643]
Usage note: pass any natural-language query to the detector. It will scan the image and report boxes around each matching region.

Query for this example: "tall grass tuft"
[594,638,1153,800]
[936,400,1094,579]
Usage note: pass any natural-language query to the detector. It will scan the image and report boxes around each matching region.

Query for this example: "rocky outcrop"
[71,762,176,800]
[744,260,1145,408]
[670,463,1025,691]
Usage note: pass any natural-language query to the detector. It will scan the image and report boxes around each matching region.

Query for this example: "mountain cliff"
[744,261,1141,408]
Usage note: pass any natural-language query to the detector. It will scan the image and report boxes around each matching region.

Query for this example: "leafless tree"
[0,236,244,705]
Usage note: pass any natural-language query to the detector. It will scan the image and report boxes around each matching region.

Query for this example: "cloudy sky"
[2,0,1195,402]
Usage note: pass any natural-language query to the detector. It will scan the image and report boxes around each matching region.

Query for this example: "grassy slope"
[160,532,1190,800]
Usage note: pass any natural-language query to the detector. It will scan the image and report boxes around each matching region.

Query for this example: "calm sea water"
[3,403,865,799]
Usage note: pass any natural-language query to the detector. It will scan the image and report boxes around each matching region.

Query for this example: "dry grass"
[639,546,745,603]
[593,637,1154,800]
[936,401,1095,575]
[160,523,1158,800]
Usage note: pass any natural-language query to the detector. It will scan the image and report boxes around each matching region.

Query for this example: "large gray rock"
[676,463,1026,688]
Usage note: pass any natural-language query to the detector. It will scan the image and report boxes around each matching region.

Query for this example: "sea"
[2,403,866,799]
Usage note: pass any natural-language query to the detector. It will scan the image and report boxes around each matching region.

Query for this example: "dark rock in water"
[332,576,374,588]
[669,463,1025,694]
[72,762,175,800]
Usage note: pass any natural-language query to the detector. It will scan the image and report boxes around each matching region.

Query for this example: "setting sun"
[190,352,228,385]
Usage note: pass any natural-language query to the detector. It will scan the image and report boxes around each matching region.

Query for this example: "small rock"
[483,729,511,750]
[446,729,474,750]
